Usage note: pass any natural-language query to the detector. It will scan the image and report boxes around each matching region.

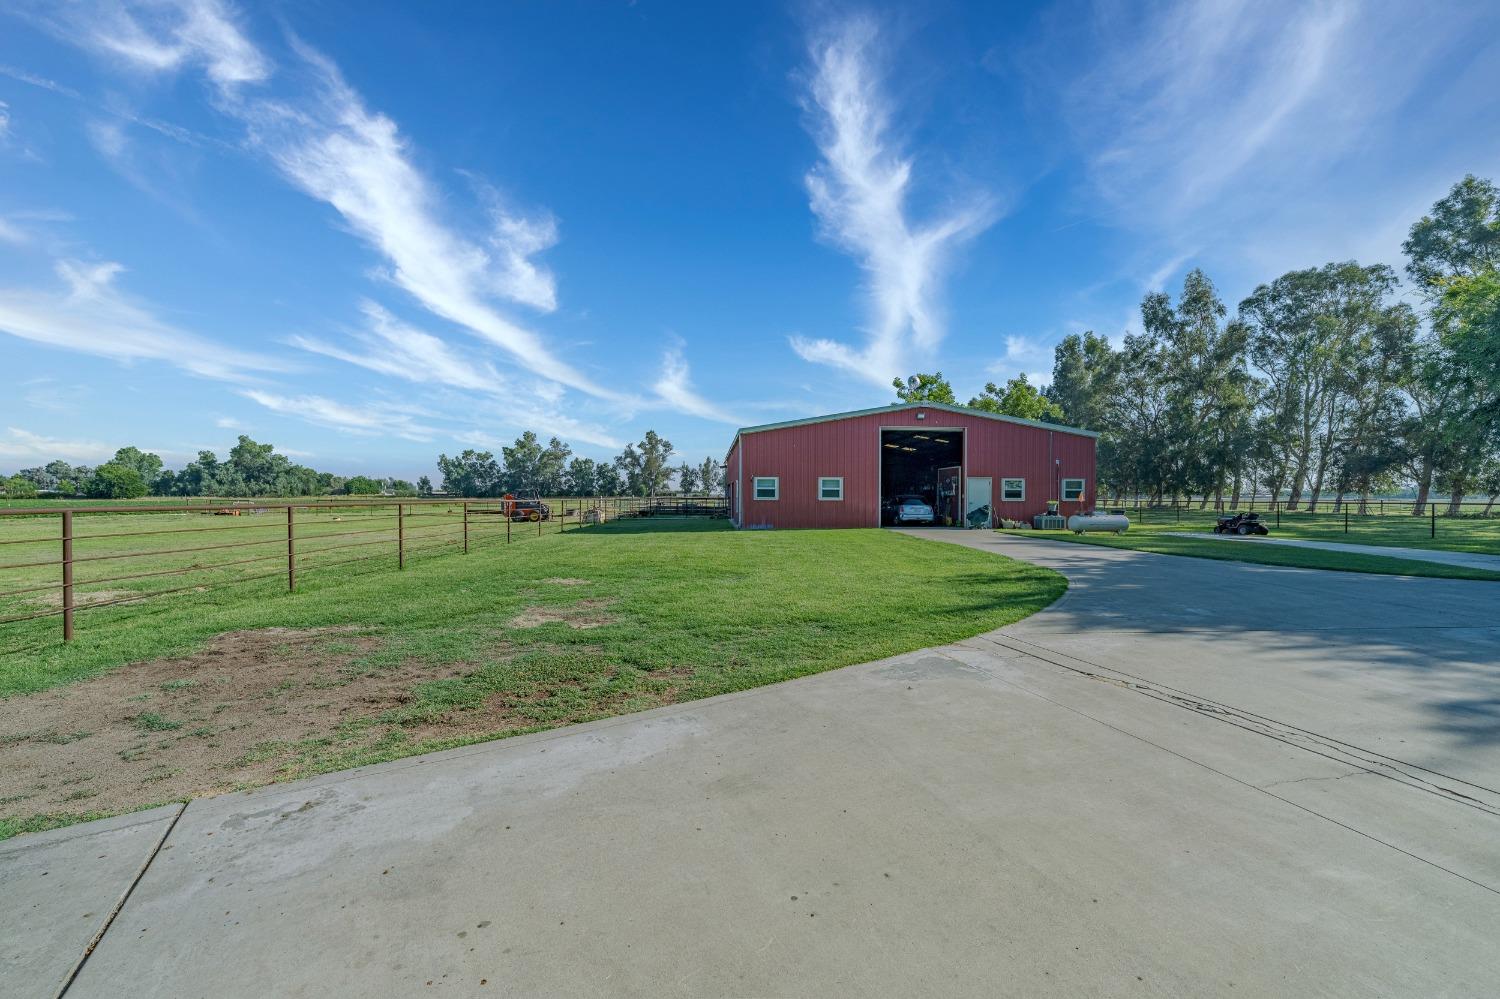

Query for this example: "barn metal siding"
[726,406,1097,530]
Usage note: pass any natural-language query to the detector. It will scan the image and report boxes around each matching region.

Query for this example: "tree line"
[3,437,423,500]
[894,175,1500,514]
[4,428,728,501]
[435,430,723,498]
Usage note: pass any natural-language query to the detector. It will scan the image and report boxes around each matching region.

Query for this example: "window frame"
[752,476,779,501]
[817,476,844,501]
[1061,477,1086,502]
[1000,477,1026,502]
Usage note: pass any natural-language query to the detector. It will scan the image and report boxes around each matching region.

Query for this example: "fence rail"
[0,495,727,649]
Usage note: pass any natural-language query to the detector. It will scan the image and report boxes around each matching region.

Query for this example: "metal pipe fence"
[0,494,727,650]
[1103,495,1500,518]
[1097,496,1498,544]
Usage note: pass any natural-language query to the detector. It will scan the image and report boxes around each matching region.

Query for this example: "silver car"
[892,494,935,525]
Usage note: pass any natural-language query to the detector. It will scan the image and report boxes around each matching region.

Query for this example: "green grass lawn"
[1004,517,1500,580]
[0,521,1064,839]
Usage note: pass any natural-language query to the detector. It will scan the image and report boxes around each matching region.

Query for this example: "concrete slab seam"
[53,803,186,999]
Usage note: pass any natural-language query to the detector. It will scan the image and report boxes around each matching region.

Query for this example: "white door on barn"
[965,477,992,528]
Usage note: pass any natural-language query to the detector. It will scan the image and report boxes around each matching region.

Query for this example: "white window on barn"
[1061,478,1085,501]
[1001,478,1025,502]
[753,476,779,501]
[818,477,844,501]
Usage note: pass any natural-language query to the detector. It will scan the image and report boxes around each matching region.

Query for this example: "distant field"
[0,521,1065,839]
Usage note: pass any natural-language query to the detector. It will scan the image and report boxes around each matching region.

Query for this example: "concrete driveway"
[5,533,1499,998]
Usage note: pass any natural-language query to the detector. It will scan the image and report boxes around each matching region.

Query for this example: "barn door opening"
[879,428,964,526]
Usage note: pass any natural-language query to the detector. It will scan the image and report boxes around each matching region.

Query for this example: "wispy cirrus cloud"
[0,427,117,465]
[1034,0,1500,276]
[982,334,1055,388]
[288,301,506,394]
[27,0,629,407]
[25,0,269,93]
[238,389,438,442]
[288,303,625,448]
[652,344,744,426]
[789,14,995,387]
[0,258,284,381]
[239,41,622,399]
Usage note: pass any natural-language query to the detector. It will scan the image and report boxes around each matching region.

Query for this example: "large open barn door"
[879,428,965,526]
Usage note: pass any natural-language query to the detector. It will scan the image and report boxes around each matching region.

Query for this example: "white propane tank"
[1067,512,1130,535]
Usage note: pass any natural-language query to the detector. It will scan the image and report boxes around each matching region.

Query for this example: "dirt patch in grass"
[507,598,615,630]
[25,588,134,609]
[542,577,591,586]
[0,626,477,822]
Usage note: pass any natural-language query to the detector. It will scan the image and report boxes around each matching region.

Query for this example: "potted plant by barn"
[1045,499,1059,515]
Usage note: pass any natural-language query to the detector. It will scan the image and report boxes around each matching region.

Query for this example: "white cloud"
[0,99,9,138]
[651,345,744,425]
[289,301,506,394]
[213,416,242,429]
[239,40,623,401]
[0,259,286,381]
[85,117,128,159]
[239,389,438,442]
[37,0,269,93]
[0,64,82,98]
[0,427,115,465]
[0,217,25,245]
[982,334,1055,389]
[790,15,995,387]
[286,302,623,448]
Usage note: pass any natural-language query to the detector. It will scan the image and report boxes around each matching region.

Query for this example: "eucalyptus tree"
[1140,270,1255,507]
[1238,262,1406,510]
[563,457,600,496]
[697,456,723,494]
[1049,331,1127,497]
[1403,175,1500,513]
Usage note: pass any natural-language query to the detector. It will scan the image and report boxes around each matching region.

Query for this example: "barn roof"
[733,401,1100,441]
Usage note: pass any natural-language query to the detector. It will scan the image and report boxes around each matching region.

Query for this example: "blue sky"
[2,1,1498,480]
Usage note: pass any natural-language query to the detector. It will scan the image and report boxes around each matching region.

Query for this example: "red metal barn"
[724,402,1099,530]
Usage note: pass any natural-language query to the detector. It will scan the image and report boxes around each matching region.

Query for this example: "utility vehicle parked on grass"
[1214,511,1269,536]
[503,496,551,522]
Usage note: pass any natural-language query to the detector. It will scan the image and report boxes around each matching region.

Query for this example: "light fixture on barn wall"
[915,411,926,420]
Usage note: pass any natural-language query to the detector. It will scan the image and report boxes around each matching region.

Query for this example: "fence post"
[538,510,543,537]
[507,512,511,544]
[398,503,405,569]
[463,502,469,554]
[1344,509,1349,534]
[1431,504,1436,539]
[1276,505,1281,530]
[287,506,296,591]
[61,510,74,642]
